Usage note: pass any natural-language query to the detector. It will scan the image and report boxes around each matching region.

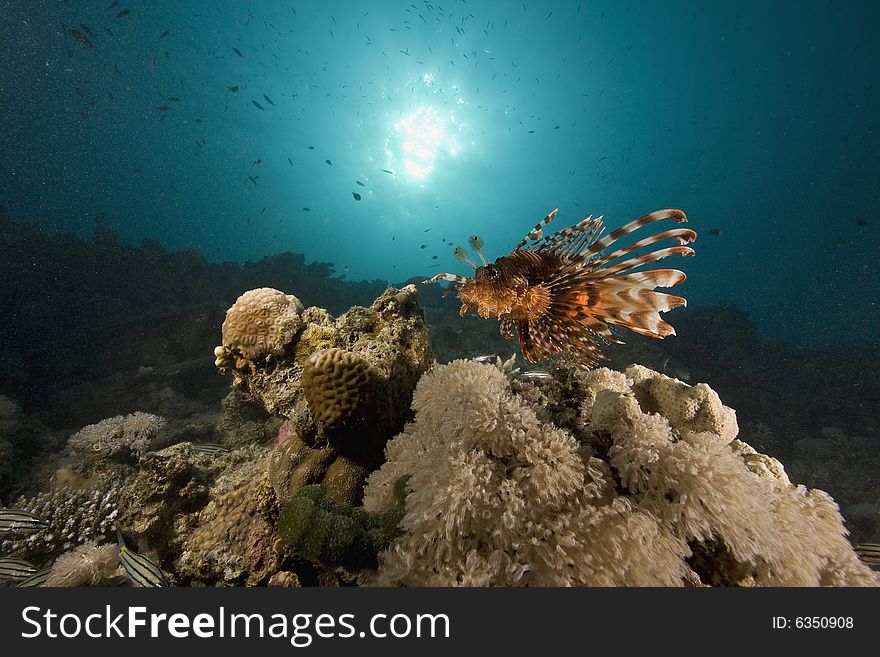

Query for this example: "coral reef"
[68,412,166,462]
[0,485,122,564]
[214,388,282,449]
[277,484,403,570]
[268,420,368,507]
[220,284,433,508]
[45,541,120,587]
[301,348,376,428]
[176,473,280,586]
[214,288,305,370]
[364,360,879,586]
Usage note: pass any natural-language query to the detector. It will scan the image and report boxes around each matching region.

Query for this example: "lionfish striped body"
[426,208,696,367]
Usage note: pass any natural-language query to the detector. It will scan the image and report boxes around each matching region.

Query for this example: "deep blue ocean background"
[1,0,877,347]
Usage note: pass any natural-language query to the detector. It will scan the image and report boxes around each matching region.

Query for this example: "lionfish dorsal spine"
[513,208,558,251]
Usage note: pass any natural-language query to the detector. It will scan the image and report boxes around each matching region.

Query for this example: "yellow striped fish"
[16,568,52,587]
[0,502,49,534]
[855,542,880,568]
[0,557,38,581]
[117,529,170,587]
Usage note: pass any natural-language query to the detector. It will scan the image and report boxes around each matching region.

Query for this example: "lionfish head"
[458,260,521,318]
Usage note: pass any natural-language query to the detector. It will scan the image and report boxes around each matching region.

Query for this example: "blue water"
[1,0,877,347]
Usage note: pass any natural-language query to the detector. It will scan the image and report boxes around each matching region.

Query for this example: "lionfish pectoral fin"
[499,319,516,341]
[425,273,468,284]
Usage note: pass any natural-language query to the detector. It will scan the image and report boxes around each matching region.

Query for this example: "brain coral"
[302,348,375,427]
[363,360,879,587]
[218,288,304,369]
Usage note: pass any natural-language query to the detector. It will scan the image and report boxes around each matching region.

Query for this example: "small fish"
[16,568,52,587]
[117,529,170,587]
[425,208,695,368]
[424,227,432,232]
[355,180,365,186]
[855,543,880,567]
[709,228,724,236]
[326,159,332,165]
[226,85,239,93]
[232,47,243,57]
[379,168,393,174]
[105,0,119,9]
[158,30,169,39]
[157,104,170,111]
[471,354,498,363]
[855,218,867,226]
[520,370,551,379]
[0,506,50,534]
[188,443,229,455]
[420,244,427,249]
[432,255,438,259]
[352,192,361,201]
[114,9,130,20]
[302,207,311,212]
[288,157,293,166]
[263,94,275,106]
[0,558,38,581]
[67,28,94,48]
[307,145,315,150]
[167,96,180,102]
[252,99,264,110]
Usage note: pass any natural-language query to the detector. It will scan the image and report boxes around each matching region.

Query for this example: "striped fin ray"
[581,208,689,260]
[513,208,559,251]
[529,215,604,257]
[585,228,697,271]
[588,245,695,279]
[517,312,604,365]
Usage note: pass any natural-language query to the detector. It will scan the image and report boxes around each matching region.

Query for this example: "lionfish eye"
[484,266,497,279]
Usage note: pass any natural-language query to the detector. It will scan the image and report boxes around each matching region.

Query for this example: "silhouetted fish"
[114,9,130,20]
[263,94,275,106]
[325,159,332,165]
[252,99,264,110]
[355,180,365,186]
[67,28,94,48]
[226,85,239,92]
[352,192,361,201]
[232,47,243,57]
[158,30,169,39]
[302,207,311,212]
[380,168,393,174]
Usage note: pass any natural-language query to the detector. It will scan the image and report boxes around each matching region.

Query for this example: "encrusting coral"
[363,360,880,587]
[277,484,404,570]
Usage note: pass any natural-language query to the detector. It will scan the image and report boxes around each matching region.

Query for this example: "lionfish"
[425,208,696,368]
